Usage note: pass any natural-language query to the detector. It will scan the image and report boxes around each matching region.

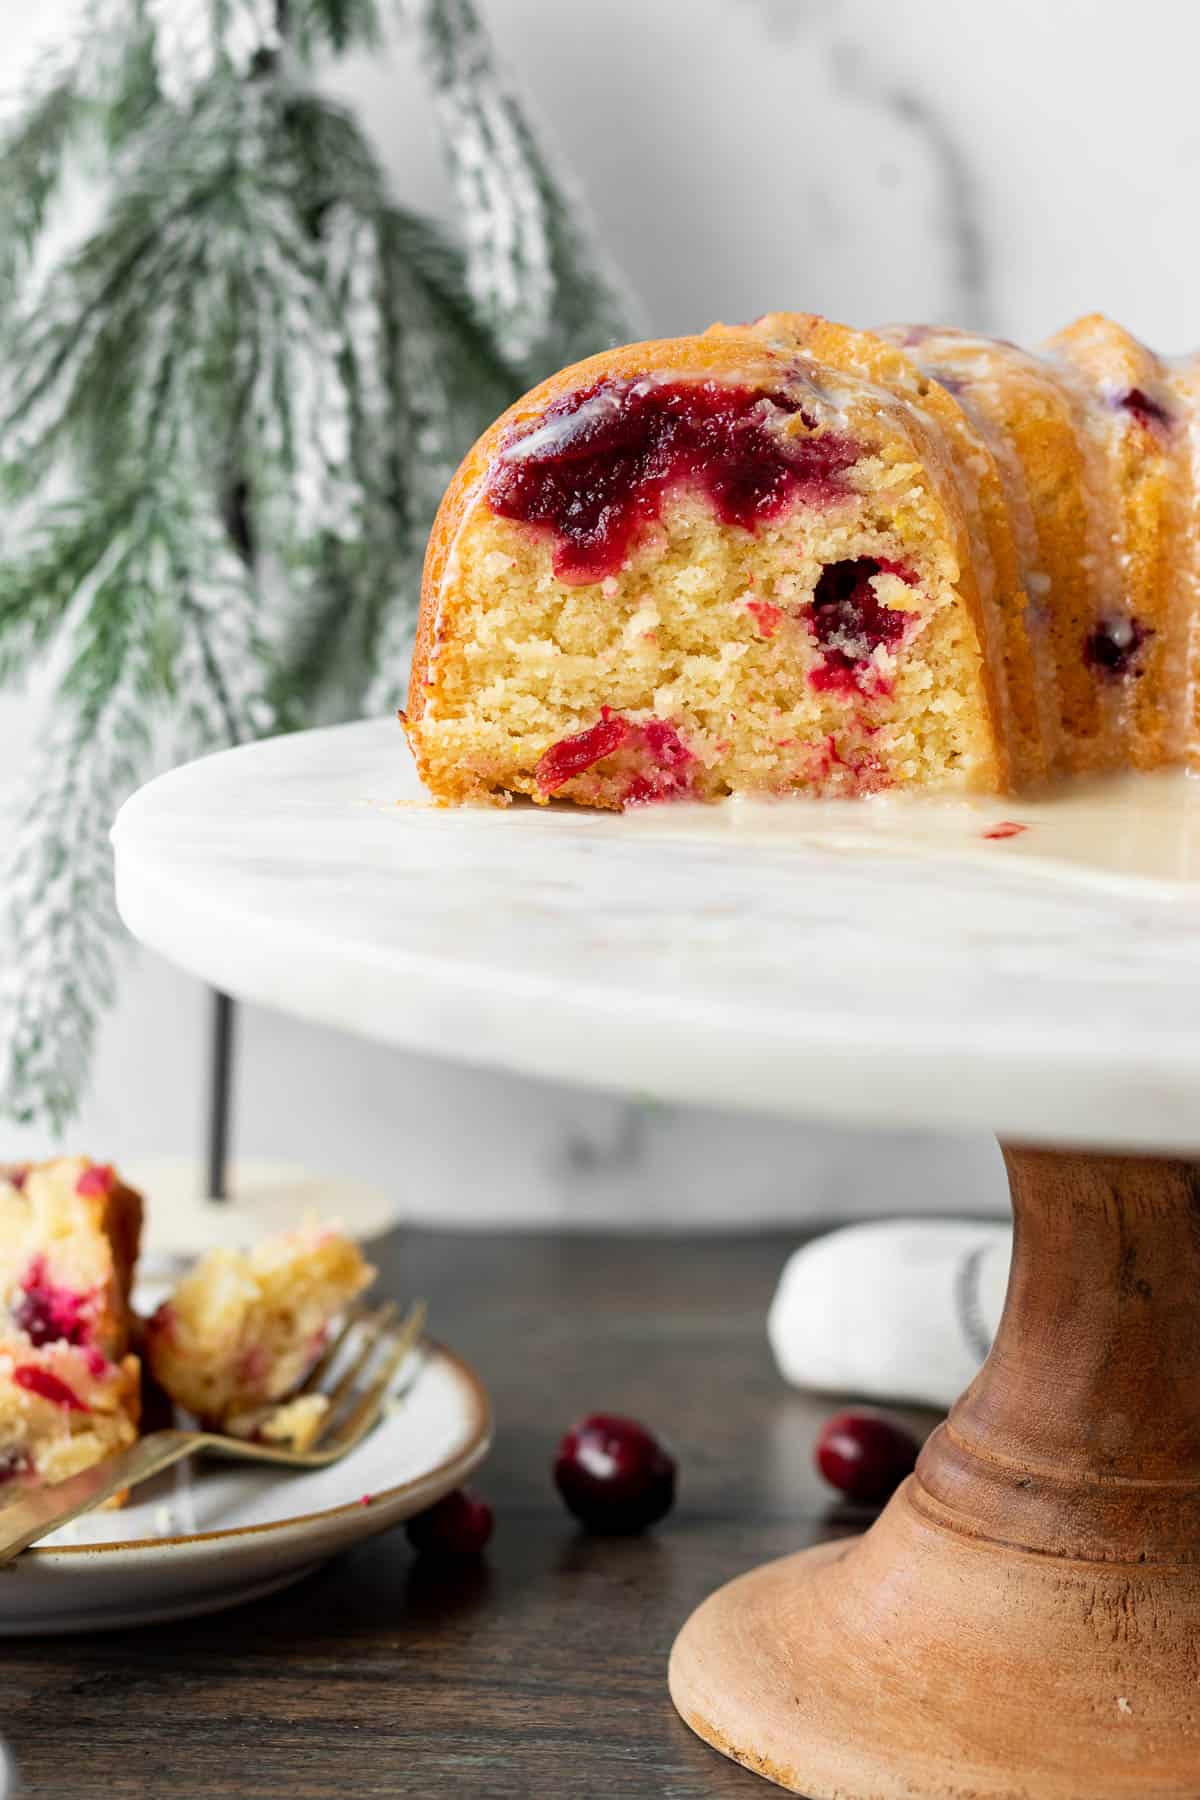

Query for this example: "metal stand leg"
[206,990,236,1203]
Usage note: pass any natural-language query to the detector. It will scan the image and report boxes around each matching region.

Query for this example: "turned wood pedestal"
[670,1146,1200,1798]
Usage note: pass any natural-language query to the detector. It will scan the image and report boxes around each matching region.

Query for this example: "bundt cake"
[0,1158,143,1493]
[143,1220,374,1436]
[404,313,1197,807]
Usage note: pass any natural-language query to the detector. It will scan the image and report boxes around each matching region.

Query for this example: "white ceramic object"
[112,719,1200,1152]
[0,1335,490,1635]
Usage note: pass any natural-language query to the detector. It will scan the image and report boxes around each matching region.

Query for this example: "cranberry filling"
[1116,387,1172,433]
[536,709,694,805]
[536,709,629,792]
[76,1163,115,1198]
[620,720,694,807]
[12,1256,96,1348]
[745,598,784,638]
[803,558,915,693]
[1084,615,1152,678]
[487,377,861,583]
[13,1365,88,1411]
[807,559,914,654]
[807,735,890,795]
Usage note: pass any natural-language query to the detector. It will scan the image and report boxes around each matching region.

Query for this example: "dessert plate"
[0,1334,491,1635]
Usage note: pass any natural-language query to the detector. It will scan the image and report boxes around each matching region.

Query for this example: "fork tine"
[296,1297,372,1397]
[325,1301,427,1453]
[307,1301,399,1447]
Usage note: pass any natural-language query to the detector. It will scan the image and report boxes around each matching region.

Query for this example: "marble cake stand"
[112,719,1200,1799]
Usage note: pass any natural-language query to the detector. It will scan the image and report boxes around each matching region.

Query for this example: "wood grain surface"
[2,1229,930,1800]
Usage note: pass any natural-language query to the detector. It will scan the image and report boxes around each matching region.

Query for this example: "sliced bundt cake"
[405,312,1199,808]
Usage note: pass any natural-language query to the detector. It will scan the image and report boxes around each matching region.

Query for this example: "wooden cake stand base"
[670,1145,1200,1798]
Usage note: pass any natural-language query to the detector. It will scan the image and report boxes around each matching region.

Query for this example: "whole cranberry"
[405,1489,494,1557]
[815,1409,919,1505]
[553,1412,677,1533]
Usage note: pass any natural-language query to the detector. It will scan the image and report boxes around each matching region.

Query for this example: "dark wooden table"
[2,1229,935,1799]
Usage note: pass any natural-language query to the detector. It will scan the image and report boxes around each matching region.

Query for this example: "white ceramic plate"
[0,1336,491,1635]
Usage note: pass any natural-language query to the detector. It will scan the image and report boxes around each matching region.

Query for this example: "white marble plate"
[0,1336,491,1635]
[112,720,1200,1151]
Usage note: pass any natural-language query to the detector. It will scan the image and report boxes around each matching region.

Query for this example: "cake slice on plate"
[0,1157,143,1492]
[144,1221,374,1440]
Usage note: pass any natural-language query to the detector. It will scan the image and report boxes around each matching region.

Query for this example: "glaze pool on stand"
[670,1145,1200,1798]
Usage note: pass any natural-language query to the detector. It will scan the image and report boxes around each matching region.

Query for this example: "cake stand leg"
[669,1144,1200,1798]
[205,987,237,1203]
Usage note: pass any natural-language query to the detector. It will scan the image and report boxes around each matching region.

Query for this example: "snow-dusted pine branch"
[0,0,639,1125]
[408,0,639,378]
[0,530,160,1128]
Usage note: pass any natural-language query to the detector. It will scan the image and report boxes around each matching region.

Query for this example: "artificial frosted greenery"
[0,0,635,1128]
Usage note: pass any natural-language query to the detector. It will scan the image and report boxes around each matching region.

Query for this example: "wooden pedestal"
[669,1146,1200,1797]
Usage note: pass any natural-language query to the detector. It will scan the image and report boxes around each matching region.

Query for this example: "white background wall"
[3,0,1190,1225]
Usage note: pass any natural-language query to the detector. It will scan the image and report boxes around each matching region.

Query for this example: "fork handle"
[0,1431,201,1565]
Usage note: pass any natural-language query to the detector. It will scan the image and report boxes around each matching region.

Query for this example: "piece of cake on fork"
[143,1221,374,1441]
[0,1157,143,1492]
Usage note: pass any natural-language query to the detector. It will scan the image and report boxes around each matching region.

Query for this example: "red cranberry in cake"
[803,559,917,699]
[12,1256,96,1348]
[0,1158,143,1494]
[13,1364,87,1410]
[535,709,630,793]
[535,709,695,808]
[745,598,784,637]
[1115,387,1172,433]
[75,1162,115,1198]
[805,558,915,660]
[1084,616,1152,678]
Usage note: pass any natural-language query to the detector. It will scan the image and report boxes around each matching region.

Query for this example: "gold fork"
[0,1298,425,1566]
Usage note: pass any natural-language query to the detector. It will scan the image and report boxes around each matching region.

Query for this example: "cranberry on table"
[553,1412,677,1533]
[814,1409,919,1505]
[405,1489,494,1557]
